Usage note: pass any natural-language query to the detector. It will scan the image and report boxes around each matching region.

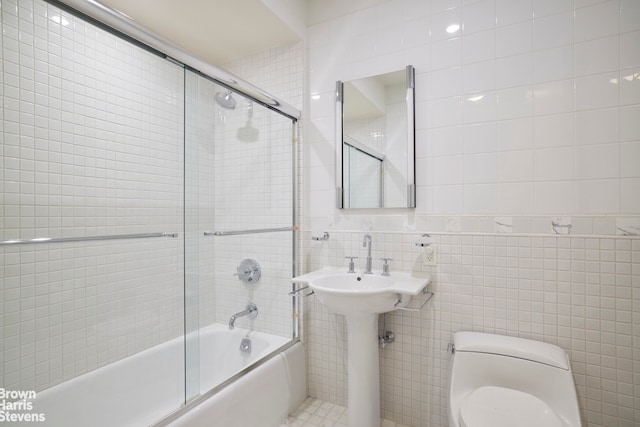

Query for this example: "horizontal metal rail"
[288,285,314,297]
[0,232,179,246]
[394,290,434,312]
[203,227,292,237]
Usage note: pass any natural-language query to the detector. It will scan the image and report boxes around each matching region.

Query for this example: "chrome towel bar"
[288,285,314,297]
[204,227,292,236]
[394,289,434,312]
[0,232,179,246]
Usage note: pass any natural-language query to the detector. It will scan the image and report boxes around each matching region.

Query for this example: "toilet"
[448,332,582,427]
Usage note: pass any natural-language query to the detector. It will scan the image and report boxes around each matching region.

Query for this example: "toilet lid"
[460,386,564,427]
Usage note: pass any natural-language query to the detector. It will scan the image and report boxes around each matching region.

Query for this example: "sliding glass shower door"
[183,70,297,402]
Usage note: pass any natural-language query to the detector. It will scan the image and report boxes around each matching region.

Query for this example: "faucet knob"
[345,256,358,273]
[380,258,393,276]
[235,259,261,283]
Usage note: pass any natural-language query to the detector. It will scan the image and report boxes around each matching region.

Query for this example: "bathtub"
[12,324,305,427]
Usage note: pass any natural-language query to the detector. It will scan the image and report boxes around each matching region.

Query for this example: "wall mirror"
[335,65,415,209]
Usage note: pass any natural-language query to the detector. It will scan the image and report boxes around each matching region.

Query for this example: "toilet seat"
[459,386,564,427]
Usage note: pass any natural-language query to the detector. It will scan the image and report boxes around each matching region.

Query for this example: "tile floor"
[280,397,410,427]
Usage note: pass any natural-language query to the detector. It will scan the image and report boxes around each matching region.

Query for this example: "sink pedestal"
[346,313,380,427]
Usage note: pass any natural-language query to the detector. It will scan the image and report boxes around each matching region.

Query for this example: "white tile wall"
[302,0,640,426]
[305,0,640,223]
[223,42,304,114]
[302,232,640,427]
[1,0,185,392]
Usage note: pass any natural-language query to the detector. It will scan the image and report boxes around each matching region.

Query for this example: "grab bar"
[0,232,179,246]
[204,227,292,236]
[394,289,434,312]
[289,285,314,297]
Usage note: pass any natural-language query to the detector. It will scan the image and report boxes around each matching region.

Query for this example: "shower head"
[215,90,236,110]
[237,124,259,143]
[237,100,259,142]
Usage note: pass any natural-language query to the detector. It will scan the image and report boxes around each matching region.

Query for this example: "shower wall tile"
[1,0,185,392]
[211,42,304,336]
[224,42,304,113]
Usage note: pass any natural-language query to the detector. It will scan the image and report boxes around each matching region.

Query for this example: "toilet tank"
[449,332,581,427]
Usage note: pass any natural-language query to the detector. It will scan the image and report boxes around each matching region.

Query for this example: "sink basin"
[292,268,430,315]
[309,274,400,315]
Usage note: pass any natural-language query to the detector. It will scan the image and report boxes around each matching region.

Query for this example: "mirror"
[336,65,415,209]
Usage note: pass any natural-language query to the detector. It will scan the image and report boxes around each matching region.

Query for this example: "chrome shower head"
[237,100,259,142]
[215,90,236,110]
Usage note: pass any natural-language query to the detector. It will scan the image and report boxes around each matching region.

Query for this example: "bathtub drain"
[239,338,252,354]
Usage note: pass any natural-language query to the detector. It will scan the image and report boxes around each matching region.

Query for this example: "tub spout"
[228,303,258,330]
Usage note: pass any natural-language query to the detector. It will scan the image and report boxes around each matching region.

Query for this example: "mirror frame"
[335,65,416,209]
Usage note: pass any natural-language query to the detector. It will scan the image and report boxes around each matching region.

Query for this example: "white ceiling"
[97,0,302,65]
[343,69,405,121]
[305,0,387,25]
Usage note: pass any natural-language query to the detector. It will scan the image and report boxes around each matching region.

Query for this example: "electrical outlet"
[423,246,437,266]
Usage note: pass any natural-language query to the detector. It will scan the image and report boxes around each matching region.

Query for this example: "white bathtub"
[12,324,305,427]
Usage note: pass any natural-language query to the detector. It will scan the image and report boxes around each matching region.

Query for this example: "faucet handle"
[345,256,358,273]
[380,258,393,276]
[235,259,261,283]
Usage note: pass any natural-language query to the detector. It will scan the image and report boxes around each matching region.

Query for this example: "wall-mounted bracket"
[394,288,434,312]
[289,285,314,297]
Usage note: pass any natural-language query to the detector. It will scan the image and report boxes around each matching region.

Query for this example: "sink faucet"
[363,234,373,274]
[228,303,258,330]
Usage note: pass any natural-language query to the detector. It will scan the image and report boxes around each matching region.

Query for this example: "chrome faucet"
[363,234,373,274]
[228,303,258,330]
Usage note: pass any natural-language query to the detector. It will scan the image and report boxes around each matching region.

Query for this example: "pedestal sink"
[293,268,431,427]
